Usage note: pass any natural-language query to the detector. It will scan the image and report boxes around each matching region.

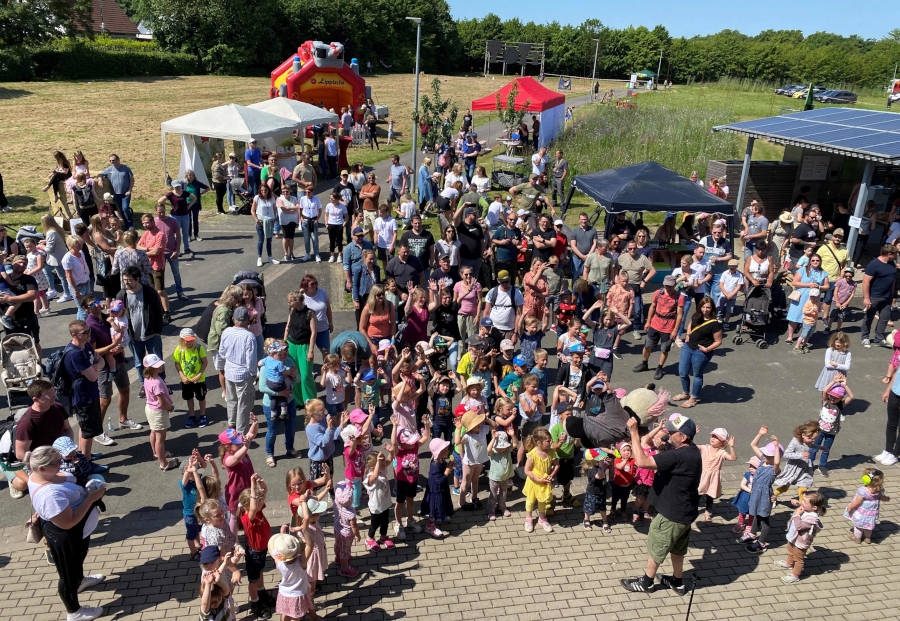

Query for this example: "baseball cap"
[378,339,392,352]
[218,428,244,445]
[464,207,476,215]
[826,385,847,398]
[52,436,78,457]
[171,180,183,188]
[500,339,515,351]
[727,259,739,268]
[233,306,250,323]
[512,355,527,367]
[142,354,165,369]
[664,414,697,439]
[833,228,845,237]
[438,252,450,261]
[663,275,676,286]
[249,137,257,143]
[479,317,493,327]
[199,545,221,564]
[517,209,529,216]
[340,169,349,176]
[497,270,510,283]
[179,328,197,341]
[710,427,729,442]
[505,195,512,201]
[554,219,564,226]
[843,266,855,274]
[360,368,376,381]
[352,226,365,235]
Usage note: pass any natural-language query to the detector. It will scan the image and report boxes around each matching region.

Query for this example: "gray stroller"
[733,285,770,349]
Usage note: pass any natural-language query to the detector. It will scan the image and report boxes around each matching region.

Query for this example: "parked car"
[817,90,858,104]
[775,84,800,95]
[783,85,807,96]
[792,86,826,99]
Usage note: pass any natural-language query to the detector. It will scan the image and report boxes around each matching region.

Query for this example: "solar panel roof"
[713,108,900,163]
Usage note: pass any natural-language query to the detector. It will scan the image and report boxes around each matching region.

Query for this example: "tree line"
[3,1,899,87]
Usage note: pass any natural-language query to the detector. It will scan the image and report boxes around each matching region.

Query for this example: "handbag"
[788,289,803,302]
[26,515,42,544]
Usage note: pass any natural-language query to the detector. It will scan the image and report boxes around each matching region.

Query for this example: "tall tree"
[0,0,93,47]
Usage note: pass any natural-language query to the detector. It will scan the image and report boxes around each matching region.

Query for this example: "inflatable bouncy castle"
[270,41,367,120]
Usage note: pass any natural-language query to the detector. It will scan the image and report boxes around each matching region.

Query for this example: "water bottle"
[107,418,115,435]
[292,56,301,74]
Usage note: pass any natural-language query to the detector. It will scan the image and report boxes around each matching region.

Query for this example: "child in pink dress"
[697,427,737,522]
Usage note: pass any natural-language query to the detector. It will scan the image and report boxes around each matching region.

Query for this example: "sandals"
[159,457,180,471]
[671,393,689,402]
[266,456,276,468]
[602,523,612,533]
[583,520,592,530]
[682,398,699,409]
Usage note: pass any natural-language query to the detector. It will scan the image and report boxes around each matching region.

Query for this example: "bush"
[0,47,35,81]
[30,37,200,79]
[201,44,252,76]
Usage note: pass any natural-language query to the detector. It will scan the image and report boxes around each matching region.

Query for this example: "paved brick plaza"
[1,465,896,620]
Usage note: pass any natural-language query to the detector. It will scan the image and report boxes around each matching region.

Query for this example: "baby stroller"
[0,333,42,414]
[733,285,770,349]
[229,177,253,215]
[233,270,266,328]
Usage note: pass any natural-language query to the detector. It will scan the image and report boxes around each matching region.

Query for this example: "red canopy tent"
[471,76,566,148]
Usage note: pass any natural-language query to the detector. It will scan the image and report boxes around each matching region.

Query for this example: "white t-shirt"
[485,200,503,228]
[254,195,277,220]
[439,187,459,201]
[325,202,347,226]
[324,369,345,404]
[444,171,464,189]
[299,195,322,219]
[276,195,300,225]
[471,175,490,194]
[275,559,310,597]
[399,200,417,220]
[61,251,90,285]
[363,473,393,514]
[487,285,524,331]
[373,216,397,249]
[303,289,330,332]
[689,259,711,294]
[29,473,100,538]
[435,239,460,266]
[531,153,547,175]
[719,269,745,295]
[462,426,489,465]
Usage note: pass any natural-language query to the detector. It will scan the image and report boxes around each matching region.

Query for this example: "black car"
[775,84,798,95]
[817,90,858,104]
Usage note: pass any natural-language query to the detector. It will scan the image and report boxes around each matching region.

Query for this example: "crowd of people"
[5,131,900,621]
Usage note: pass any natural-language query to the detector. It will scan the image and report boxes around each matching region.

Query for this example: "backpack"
[486,286,521,310]
[0,415,18,465]
[43,344,76,398]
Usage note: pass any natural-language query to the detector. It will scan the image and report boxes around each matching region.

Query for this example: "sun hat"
[360,368,376,381]
[663,275,676,286]
[232,306,250,323]
[102,192,114,201]
[760,441,783,457]
[494,431,511,450]
[348,408,368,424]
[179,328,197,341]
[306,498,328,514]
[52,436,78,457]
[500,339,515,351]
[826,385,847,399]
[554,219,564,226]
[199,545,221,564]
[664,414,697,439]
[466,376,485,388]
[461,410,486,431]
[746,455,761,468]
[779,212,793,224]
[832,228,845,237]
[334,480,353,507]
[710,427,729,442]
[340,424,360,445]
[497,270,510,283]
[142,353,165,369]
[727,259,739,268]
[809,288,820,297]
[109,299,123,312]
[377,339,392,352]
[267,533,299,563]
[429,437,451,460]
[267,341,287,354]
[218,428,244,445]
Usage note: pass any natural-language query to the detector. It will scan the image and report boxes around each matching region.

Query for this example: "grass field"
[0,73,604,228]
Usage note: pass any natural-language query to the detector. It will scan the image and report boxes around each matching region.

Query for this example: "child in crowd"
[582,306,631,380]
[363,451,395,550]
[198,548,237,621]
[428,373,462,441]
[773,420,819,505]
[173,327,208,428]
[492,396,517,439]
[815,331,851,394]
[384,278,401,309]
[776,491,826,584]
[697,427,737,522]
[794,288,821,353]
[142,354,179,471]
[845,467,890,544]
[796,245,814,269]
[392,416,431,540]
[605,272,635,355]
[422,437,455,536]
[269,526,315,621]
[108,299,129,350]
[220,418,259,536]
[633,423,667,522]
[333,479,361,578]
[237,474,274,618]
[745,427,781,553]
[387,120,395,145]
[555,319,581,366]
[530,349,549,397]
[549,406,580,511]
[610,440,635,520]
[301,496,328,601]
[285,466,331,530]
[717,259,744,326]
[522,428,558,533]
[460,376,489,418]
[181,451,208,560]
[811,379,853,477]
[21,237,50,314]
[304,400,344,484]
[553,289,577,335]
[471,356,494,405]
[456,410,493,511]
[320,353,347,419]
[260,340,296,421]
[731,456,760,537]
[197,498,241,560]
[582,448,612,532]
[672,254,694,345]
[518,316,544,368]
[884,331,900,385]
[341,405,376,509]
[486,429,516,521]
[499,355,528,398]
[826,266,856,333]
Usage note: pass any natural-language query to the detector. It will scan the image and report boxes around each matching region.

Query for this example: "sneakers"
[184,417,197,429]
[406,520,423,534]
[538,518,553,533]
[67,606,103,621]
[46,289,59,300]
[378,536,395,549]
[633,360,649,372]
[632,330,641,340]
[620,576,654,593]
[774,560,793,569]
[524,518,534,533]
[393,523,406,541]
[737,532,756,543]
[863,338,871,348]
[118,418,143,430]
[425,522,445,538]
[93,433,115,447]
[745,540,768,554]
[874,450,890,464]
[451,486,460,496]
[56,294,73,303]
[653,366,665,380]
[0,315,14,330]
[9,485,24,499]
[256,257,263,267]
[271,258,280,265]
[882,453,898,466]
[658,574,687,595]
[315,256,322,263]
[77,574,106,593]
[365,538,380,551]
[612,350,623,360]
[781,574,800,584]
[328,255,335,263]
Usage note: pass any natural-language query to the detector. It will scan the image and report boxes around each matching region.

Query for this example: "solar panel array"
[714,108,900,163]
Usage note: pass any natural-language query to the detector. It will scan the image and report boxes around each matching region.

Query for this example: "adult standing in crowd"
[417,157,433,212]
[817,228,848,320]
[111,230,151,288]
[550,149,568,205]
[453,265,482,344]
[343,226,372,293]
[284,289,318,405]
[462,133,481,181]
[583,239,613,298]
[335,169,358,243]
[291,152,317,194]
[788,207,819,268]
[570,212,597,284]
[455,202,487,281]
[99,153,134,229]
[386,242,424,306]
[325,131,338,179]
[154,203,186,302]
[673,296,722,408]
[210,152,228,215]
[618,239,656,337]
[42,214,72,302]
[389,155,407,205]
[157,180,195,256]
[634,275,683,380]
[352,249,380,326]
[89,213,120,301]
[217,306,257,434]
[207,285,242,401]
[116,265,164,382]
[428,251,459,290]
[621,415,701,594]
[531,146,548,177]
[62,237,91,321]
[359,284,395,355]
[276,183,301,262]
[861,244,898,348]
[879,366,900,466]
[183,170,208,243]
[301,274,333,359]
[26,445,107,621]
[483,270,524,342]
[63,319,107,456]
[137,213,170,324]
[244,138,262,197]
[252,183,279,267]
[698,222,733,310]
[400,215,434,265]
[299,186,323,263]
[492,211,523,284]
[359,172,381,234]
[785,254,829,345]
[740,200,769,254]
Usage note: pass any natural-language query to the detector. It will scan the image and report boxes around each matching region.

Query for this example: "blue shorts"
[245,548,267,582]
[800,323,815,339]
[325,401,343,417]
[184,514,201,541]
[315,329,331,352]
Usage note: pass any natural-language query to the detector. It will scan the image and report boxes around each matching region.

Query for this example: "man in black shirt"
[532,215,557,261]
[385,241,423,298]
[789,208,819,263]
[400,215,434,267]
[428,253,460,290]
[1,255,39,350]
[335,170,357,243]
[621,415,702,594]
[461,108,473,133]
[454,203,486,280]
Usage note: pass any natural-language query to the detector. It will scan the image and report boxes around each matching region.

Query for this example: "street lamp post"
[407,16,422,194]
[590,38,600,101]
[656,49,663,84]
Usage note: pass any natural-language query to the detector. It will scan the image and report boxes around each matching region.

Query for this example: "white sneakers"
[67,605,103,620]
[77,574,106,593]
[393,523,406,541]
[256,257,263,267]
[93,433,115,447]
[117,418,143,430]
[875,450,898,465]
[315,256,322,263]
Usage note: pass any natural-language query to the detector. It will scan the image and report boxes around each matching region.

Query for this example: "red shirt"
[240,509,271,552]
[553,232,568,257]
[139,229,166,271]
[612,457,636,487]
[647,289,684,333]
[287,485,313,518]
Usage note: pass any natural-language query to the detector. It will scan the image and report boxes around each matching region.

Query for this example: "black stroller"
[733,285,770,348]
[229,177,253,215]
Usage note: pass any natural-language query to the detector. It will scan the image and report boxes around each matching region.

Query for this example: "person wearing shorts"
[634,277,683,381]
[63,319,105,458]
[621,414,701,594]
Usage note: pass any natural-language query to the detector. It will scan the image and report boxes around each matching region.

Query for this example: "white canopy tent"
[160,103,298,185]
[247,97,338,127]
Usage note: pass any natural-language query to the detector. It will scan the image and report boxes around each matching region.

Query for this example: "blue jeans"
[678,345,712,399]
[45,264,74,298]
[448,341,459,371]
[256,224,273,258]
[74,282,91,320]
[263,400,296,456]
[114,193,133,229]
[226,182,235,207]
[631,284,645,326]
[130,334,164,378]
[809,432,835,467]
[677,295,692,338]
[173,214,191,253]
[166,253,183,296]
[303,218,319,258]
[247,171,260,197]
[571,255,585,281]
[464,159,476,181]
[709,272,724,306]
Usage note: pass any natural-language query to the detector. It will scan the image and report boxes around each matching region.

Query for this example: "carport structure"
[713,107,900,258]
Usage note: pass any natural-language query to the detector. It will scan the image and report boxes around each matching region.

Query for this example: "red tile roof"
[89,0,139,36]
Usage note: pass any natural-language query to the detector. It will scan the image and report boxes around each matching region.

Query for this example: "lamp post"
[590,38,600,101]
[656,49,663,84]
[407,16,422,194]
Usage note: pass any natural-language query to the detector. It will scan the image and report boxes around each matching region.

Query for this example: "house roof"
[90,0,140,36]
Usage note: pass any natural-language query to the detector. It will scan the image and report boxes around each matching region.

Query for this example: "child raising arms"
[697,428,737,522]
[744,427,781,553]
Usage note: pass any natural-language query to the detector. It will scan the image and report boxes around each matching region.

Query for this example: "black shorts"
[73,400,102,439]
[396,479,418,503]
[644,327,673,353]
[245,548,267,582]
[281,221,298,239]
[557,456,576,486]
[182,381,208,402]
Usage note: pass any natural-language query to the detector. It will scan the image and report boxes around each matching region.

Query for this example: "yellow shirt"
[456,351,474,381]
[816,243,848,280]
